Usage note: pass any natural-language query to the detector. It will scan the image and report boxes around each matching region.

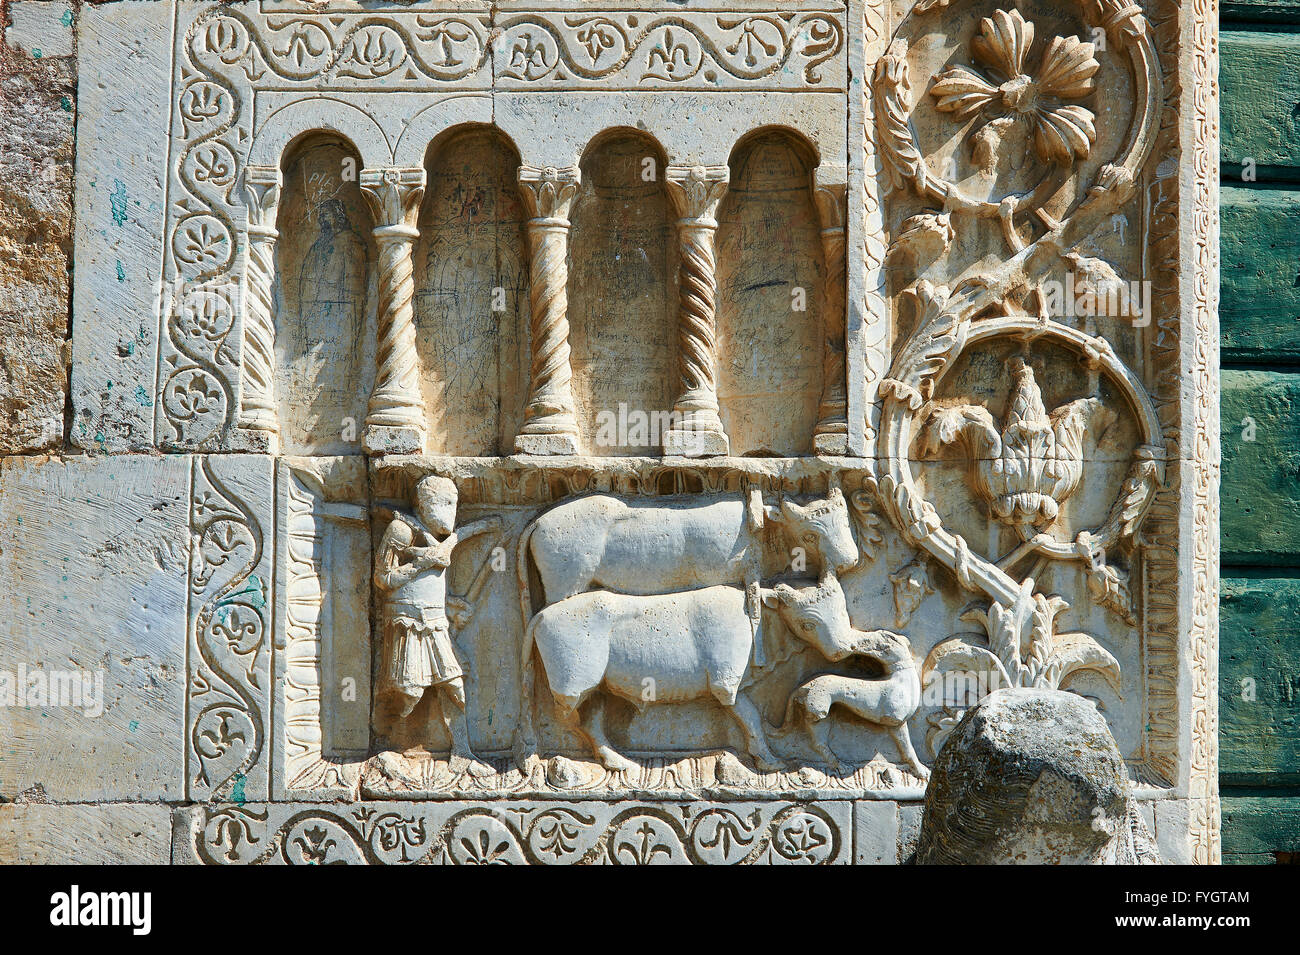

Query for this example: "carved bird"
[920,358,1100,528]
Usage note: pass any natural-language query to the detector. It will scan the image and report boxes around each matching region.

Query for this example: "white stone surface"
[68,0,174,452]
[854,800,899,865]
[4,1,74,59]
[0,0,1221,863]
[0,455,189,801]
[0,803,171,864]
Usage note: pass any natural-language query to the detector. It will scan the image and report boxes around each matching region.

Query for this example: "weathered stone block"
[1,802,172,864]
[916,688,1159,864]
[0,17,74,453]
[68,0,174,452]
[0,455,189,801]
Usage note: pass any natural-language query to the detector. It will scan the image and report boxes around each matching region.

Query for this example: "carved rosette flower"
[930,9,1100,165]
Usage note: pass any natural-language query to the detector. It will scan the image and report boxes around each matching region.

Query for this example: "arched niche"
[413,126,528,455]
[568,129,676,455]
[273,133,377,455]
[716,129,824,455]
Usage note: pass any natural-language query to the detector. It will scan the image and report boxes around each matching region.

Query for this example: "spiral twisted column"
[235,164,283,451]
[812,173,849,455]
[664,164,730,457]
[514,164,581,455]
[360,167,427,455]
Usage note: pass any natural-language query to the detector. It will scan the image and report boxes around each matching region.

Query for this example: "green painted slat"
[1220,575,1300,784]
[1221,186,1300,362]
[1222,795,1300,863]
[1222,1,1300,24]
[1221,31,1300,172]
[1221,370,1300,563]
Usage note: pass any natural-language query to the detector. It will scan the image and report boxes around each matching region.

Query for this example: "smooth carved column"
[360,167,427,455]
[515,164,581,455]
[664,164,730,457]
[812,172,849,455]
[237,164,282,450]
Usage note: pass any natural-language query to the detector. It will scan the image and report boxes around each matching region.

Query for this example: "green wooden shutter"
[1220,7,1300,864]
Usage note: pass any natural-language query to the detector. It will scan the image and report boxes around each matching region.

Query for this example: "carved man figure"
[375,475,501,775]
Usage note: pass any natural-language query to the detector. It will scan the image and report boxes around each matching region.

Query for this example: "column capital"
[360,166,426,235]
[812,167,848,232]
[242,164,282,237]
[517,163,581,221]
[665,164,730,224]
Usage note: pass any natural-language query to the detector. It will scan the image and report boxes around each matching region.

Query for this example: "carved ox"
[520,575,867,773]
[515,487,859,616]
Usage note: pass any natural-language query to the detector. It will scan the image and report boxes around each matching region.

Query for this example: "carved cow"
[515,487,859,617]
[520,577,861,773]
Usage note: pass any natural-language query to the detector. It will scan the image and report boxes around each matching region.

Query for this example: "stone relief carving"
[187,456,271,802]
[188,799,852,865]
[373,476,503,776]
[46,0,1217,863]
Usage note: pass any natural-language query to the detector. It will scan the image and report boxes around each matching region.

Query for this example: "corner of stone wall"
[0,0,77,455]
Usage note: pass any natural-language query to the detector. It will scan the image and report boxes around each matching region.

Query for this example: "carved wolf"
[523,577,864,773]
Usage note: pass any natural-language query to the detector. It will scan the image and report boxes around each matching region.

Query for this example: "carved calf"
[522,578,857,773]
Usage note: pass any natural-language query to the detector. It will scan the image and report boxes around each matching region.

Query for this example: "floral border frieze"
[187,456,272,802]
[494,12,845,89]
[197,8,845,92]
[189,800,852,865]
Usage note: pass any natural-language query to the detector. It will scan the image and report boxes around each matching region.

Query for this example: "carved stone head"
[763,573,855,661]
[414,475,458,536]
[776,487,860,575]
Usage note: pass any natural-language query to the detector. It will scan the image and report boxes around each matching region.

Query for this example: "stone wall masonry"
[0,0,1221,863]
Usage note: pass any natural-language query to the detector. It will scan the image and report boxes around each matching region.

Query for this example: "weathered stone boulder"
[916,688,1159,864]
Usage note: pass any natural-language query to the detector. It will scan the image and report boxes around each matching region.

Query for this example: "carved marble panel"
[13,0,1221,864]
[177,798,854,865]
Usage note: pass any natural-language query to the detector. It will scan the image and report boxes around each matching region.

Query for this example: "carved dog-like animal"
[783,629,929,778]
[523,578,858,773]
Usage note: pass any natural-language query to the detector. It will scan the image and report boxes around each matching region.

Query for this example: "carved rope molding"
[664,164,732,457]
[359,167,429,455]
[812,170,850,454]
[1186,0,1221,865]
[237,164,282,445]
[515,164,583,456]
[858,0,892,456]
